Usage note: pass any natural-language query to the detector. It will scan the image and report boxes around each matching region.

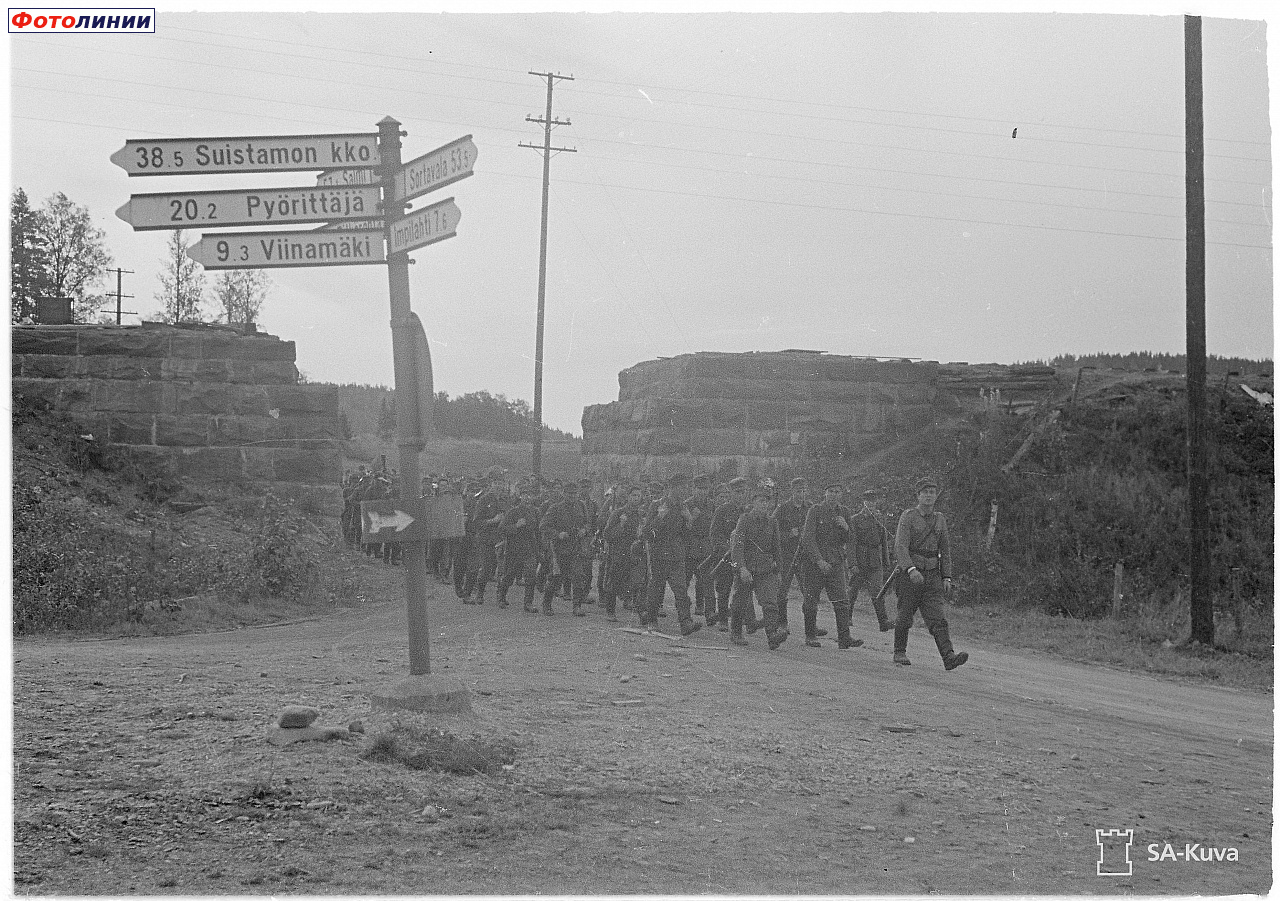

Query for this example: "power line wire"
[159,23,1270,147]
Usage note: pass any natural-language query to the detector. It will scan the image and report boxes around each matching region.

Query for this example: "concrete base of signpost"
[369,674,471,714]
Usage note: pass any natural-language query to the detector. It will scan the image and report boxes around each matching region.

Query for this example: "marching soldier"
[454,478,481,600]
[893,476,968,670]
[799,483,864,650]
[467,470,509,604]
[601,485,645,622]
[577,478,600,603]
[497,483,542,612]
[773,476,812,633]
[850,487,895,632]
[640,474,703,636]
[685,474,714,618]
[730,487,790,649]
[707,477,749,630]
[540,481,589,615]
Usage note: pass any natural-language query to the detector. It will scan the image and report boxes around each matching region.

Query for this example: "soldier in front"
[892,476,968,670]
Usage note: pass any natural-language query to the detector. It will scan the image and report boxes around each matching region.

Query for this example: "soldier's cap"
[728,476,748,489]
[790,476,808,487]
[751,488,772,501]
[824,482,844,491]
[862,487,885,498]
[667,473,689,487]
[627,484,645,495]
[916,476,940,492]
[692,474,711,488]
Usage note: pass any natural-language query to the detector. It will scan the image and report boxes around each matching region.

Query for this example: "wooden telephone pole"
[519,71,575,479]
[1185,16,1213,646]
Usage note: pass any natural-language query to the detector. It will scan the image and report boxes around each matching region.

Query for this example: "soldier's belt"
[909,555,940,570]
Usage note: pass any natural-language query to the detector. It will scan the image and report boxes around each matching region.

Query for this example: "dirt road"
[12,575,1272,895]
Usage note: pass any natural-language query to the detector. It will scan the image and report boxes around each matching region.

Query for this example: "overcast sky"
[6,2,1275,434]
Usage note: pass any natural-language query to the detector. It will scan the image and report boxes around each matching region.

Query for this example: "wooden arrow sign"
[186,229,386,270]
[387,197,461,255]
[361,499,426,543]
[117,185,382,231]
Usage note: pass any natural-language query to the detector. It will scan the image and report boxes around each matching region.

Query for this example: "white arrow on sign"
[186,229,386,270]
[387,197,461,255]
[110,132,380,177]
[367,510,416,533]
[116,185,382,231]
[316,218,386,232]
[390,135,477,203]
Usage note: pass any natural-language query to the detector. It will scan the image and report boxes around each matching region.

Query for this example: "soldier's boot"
[474,583,486,605]
[764,605,789,650]
[873,596,893,632]
[894,622,911,664]
[930,620,969,670]
[836,606,863,650]
[804,607,821,648]
[496,587,509,609]
[542,589,555,615]
[680,618,704,637]
[717,597,730,632]
[728,605,747,644]
[777,596,790,632]
[523,594,536,613]
[744,601,763,635]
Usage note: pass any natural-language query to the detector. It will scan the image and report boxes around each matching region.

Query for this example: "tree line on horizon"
[10,188,270,327]
[1038,351,1271,375]
[334,383,578,444]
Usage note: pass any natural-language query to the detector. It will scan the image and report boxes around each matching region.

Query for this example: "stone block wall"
[581,351,1059,484]
[12,322,342,492]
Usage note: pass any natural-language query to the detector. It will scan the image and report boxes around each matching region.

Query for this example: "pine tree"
[10,188,49,323]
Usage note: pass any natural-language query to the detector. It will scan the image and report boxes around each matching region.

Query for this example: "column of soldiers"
[341,466,968,671]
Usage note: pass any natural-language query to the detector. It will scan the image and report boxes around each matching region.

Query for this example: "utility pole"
[1184,15,1213,647]
[107,267,136,324]
[519,71,575,479]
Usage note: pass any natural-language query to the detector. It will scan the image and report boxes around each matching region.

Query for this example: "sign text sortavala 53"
[9,8,153,31]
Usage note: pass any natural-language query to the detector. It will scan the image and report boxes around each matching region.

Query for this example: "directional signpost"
[387,197,461,255]
[389,134,477,203]
[112,119,476,710]
[185,229,386,270]
[361,500,426,544]
[116,184,382,231]
[110,132,380,176]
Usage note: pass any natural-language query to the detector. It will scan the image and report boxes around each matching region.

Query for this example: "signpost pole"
[378,116,432,675]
